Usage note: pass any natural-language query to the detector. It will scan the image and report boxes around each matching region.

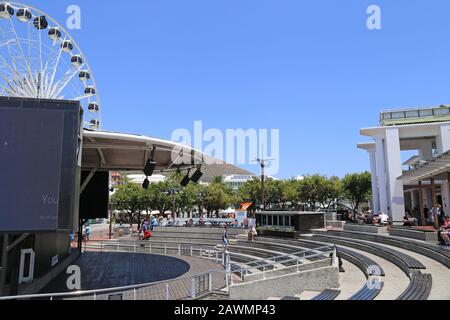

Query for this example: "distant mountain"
[200,162,256,183]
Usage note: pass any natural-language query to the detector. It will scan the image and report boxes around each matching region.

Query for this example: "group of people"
[221,225,258,252]
[438,216,450,246]
[139,217,158,241]
[359,211,390,226]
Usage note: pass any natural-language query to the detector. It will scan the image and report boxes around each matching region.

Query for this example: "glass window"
[268,215,272,225]
[273,215,278,226]
[419,109,433,117]
[281,215,285,226]
[405,110,419,118]
[262,215,267,226]
[391,112,405,119]
[434,108,450,116]
[382,113,392,120]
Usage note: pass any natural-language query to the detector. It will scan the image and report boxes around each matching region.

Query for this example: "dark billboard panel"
[79,171,110,220]
[0,97,81,232]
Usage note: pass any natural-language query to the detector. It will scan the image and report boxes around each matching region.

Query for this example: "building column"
[368,149,380,213]
[431,178,439,229]
[375,135,388,214]
[384,128,405,222]
[436,124,450,155]
[418,181,425,226]
[419,140,433,161]
[441,176,450,217]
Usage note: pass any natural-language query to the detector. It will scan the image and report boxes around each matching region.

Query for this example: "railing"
[0,240,337,301]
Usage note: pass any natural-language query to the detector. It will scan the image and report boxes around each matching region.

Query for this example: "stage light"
[142,178,150,190]
[190,168,203,183]
[180,175,191,187]
[144,159,156,177]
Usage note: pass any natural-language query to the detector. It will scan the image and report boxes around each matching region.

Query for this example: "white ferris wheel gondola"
[16,7,31,22]
[0,2,101,129]
[0,3,14,18]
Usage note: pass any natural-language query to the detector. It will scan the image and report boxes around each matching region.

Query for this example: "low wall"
[243,259,332,283]
[344,224,387,234]
[229,266,340,300]
[152,227,246,236]
[389,228,438,242]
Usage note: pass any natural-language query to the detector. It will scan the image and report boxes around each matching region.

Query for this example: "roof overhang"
[400,150,450,184]
[357,142,376,152]
[81,130,203,172]
[360,121,450,138]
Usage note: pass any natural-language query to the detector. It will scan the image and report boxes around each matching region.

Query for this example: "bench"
[307,234,426,274]
[311,289,341,301]
[337,247,385,278]
[281,296,301,301]
[397,272,432,301]
[348,279,384,300]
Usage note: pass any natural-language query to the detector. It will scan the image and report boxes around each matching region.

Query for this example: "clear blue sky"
[25,0,450,178]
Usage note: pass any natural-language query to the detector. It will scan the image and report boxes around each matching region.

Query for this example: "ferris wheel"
[0,2,101,129]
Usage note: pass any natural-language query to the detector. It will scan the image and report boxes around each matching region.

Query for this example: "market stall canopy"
[400,150,450,185]
[82,130,203,172]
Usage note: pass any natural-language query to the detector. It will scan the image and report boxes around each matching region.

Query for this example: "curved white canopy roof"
[82,130,203,172]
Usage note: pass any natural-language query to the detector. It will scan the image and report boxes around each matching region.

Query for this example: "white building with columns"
[358,105,450,222]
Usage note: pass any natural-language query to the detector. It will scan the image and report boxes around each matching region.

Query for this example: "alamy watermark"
[171,121,280,176]
[367,4,382,30]
[66,5,81,30]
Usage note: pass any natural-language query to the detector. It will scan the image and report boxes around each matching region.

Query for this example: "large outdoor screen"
[0,97,81,232]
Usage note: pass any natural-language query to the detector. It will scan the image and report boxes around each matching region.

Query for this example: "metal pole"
[418,181,425,226]
[109,203,113,240]
[166,283,170,300]
[133,288,137,301]
[164,243,167,255]
[208,273,212,292]
[431,177,439,229]
[191,277,196,299]
[0,235,9,296]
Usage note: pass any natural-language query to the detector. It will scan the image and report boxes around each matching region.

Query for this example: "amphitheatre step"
[311,229,450,269]
[304,234,426,273]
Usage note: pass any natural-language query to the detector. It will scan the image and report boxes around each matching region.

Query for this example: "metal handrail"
[0,269,226,301]
[0,241,336,301]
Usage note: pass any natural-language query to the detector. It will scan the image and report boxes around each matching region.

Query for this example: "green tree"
[297,175,342,209]
[341,172,372,211]
[238,178,261,205]
[203,178,234,217]
[112,181,146,225]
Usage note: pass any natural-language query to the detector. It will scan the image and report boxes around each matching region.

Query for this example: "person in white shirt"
[379,212,389,225]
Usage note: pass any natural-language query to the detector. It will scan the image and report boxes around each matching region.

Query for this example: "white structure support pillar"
[436,124,450,155]
[375,135,389,214]
[368,149,380,213]
[419,140,433,161]
[384,128,405,222]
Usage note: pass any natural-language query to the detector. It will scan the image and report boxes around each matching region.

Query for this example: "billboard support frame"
[0,234,8,296]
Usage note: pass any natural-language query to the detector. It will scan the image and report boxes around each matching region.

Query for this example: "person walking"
[85,224,91,241]
[222,226,229,252]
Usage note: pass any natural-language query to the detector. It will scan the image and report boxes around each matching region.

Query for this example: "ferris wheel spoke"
[7,15,33,82]
[50,64,83,99]
[44,38,64,98]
